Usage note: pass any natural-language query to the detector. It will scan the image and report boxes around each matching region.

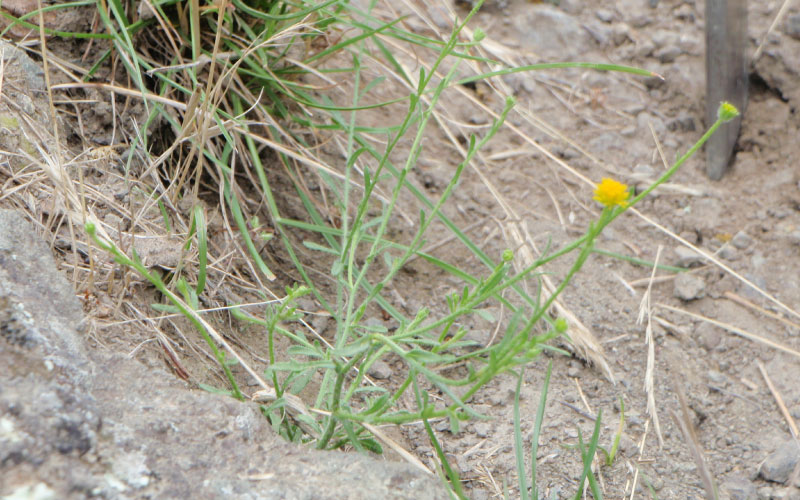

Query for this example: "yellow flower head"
[593,178,630,208]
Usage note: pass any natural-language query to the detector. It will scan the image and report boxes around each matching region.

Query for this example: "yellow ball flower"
[593,178,630,208]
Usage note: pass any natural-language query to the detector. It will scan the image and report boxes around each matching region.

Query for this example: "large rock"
[0,210,447,499]
[513,5,594,60]
[758,439,800,484]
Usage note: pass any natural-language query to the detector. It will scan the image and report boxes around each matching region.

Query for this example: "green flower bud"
[717,101,739,122]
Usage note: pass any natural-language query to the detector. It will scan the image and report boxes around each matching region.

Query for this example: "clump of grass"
[66,0,742,495]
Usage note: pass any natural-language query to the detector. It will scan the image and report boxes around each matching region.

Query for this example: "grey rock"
[655,45,682,63]
[473,422,491,438]
[759,486,775,500]
[759,439,800,483]
[722,474,757,500]
[679,230,699,245]
[651,29,678,49]
[666,115,696,132]
[764,169,795,191]
[630,15,652,28]
[310,313,330,333]
[785,14,800,40]
[707,370,726,386]
[589,132,624,153]
[718,245,739,261]
[776,487,800,500]
[514,5,593,60]
[644,74,666,90]
[367,360,393,380]
[596,9,614,22]
[637,112,665,135]
[731,231,753,250]
[674,4,696,22]
[674,246,706,267]
[0,210,447,500]
[0,41,45,92]
[636,38,656,58]
[584,22,611,46]
[612,23,631,45]
[633,163,655,177]
[678,33,701,54]
[673,273,706,301]
[556,0,582,15]
[470,489,490,500]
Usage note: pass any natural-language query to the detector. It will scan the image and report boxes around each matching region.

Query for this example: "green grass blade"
[531,362,552,500]
[513,368,530,500]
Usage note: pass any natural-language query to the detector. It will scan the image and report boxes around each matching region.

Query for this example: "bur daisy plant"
[77,0,745,486]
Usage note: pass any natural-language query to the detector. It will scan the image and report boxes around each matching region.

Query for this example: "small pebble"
[473,422,491,438]
[367,360,393,380]
[673,4,696,22]
[674,246,705,267]
[595,9,614,22]
[707,370,726,385]
[655,45,682,63]
[696,323,722,350]
[633,163,655,177]
[612,23,630,45]
[731,231,753,249]
[666,115,696,132]
[673,273,706,301]
[758,486,774,500]
[718,245,738,261]
[310,315,330,333]
[771,487,800,500]
[637,111,665,135]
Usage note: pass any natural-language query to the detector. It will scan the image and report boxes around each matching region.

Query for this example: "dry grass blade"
[362,422,432,475]
[757,361,800,438]
[627,419,650,500]
[637,245,663,447]
[724,291,800,332]
[18,134,110,243]
[671,383,718,500]
[658,303,800,359]
[51,82,188,110]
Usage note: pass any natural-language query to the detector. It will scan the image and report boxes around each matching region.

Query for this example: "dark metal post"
[705,0,748,180]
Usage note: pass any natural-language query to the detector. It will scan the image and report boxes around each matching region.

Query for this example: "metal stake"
[705,0,748,180]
